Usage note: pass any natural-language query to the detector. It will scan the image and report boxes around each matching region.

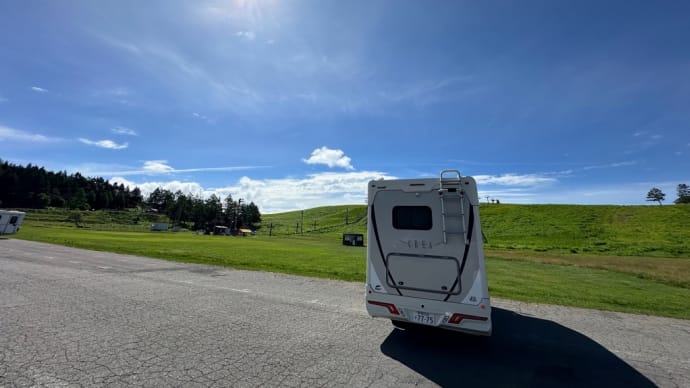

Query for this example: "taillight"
[368,300,400,315]
[449,313,488,324]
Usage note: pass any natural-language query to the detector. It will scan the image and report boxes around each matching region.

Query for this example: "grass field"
[11,205,690,319]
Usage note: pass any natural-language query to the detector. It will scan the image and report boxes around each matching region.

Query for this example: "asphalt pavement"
[1,238,688,387]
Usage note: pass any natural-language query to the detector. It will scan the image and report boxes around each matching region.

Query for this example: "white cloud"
[30,86,48,93]
[235,31,256,40]
[111,177,206,197]
[111,170,394,213]
[143,160,175,174]
[111,126,138,136]
[78,138,129,150]
[303,146,354,170]
[100,168,675,213]
[0,125,61,142]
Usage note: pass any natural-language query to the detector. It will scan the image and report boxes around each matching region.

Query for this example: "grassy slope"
[480,204,690,257]
[12,204,690,319]
[263,203,690,258]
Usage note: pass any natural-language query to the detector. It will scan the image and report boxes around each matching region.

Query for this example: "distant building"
[342,233,364,246]
[213,225,230,235]
[239,228,254,236]
[150,222,168,231]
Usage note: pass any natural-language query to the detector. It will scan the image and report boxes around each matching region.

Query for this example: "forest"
[0,159,260,232]
[0,159,142,210]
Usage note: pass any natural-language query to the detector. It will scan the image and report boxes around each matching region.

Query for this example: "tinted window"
[9,216,18,224]
[393,206,432,230]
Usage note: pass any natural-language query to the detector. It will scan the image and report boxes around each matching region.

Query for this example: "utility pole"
[300,210,304,234]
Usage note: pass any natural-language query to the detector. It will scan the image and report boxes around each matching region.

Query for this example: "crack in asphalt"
[1,239,688,387]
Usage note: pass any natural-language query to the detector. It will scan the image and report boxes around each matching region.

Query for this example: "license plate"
[412,311,436,326]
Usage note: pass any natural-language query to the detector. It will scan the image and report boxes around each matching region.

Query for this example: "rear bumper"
[366,285,492,336]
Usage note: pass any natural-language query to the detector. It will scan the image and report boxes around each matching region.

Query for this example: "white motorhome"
[365,170,491,335]
[0,210,26,235]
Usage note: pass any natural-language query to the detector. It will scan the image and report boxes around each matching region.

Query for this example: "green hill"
[262,204,690,258]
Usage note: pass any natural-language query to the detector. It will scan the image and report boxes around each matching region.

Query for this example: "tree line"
[0,160,261,233]
[646,184,690,205]
[0,159,143,210]
[145,188,260,233]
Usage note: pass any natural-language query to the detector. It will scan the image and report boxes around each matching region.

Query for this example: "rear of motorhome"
[365,170,491,335]
[0,210,26,236]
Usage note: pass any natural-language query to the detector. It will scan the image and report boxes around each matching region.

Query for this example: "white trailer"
[365,170,491,335]
[0,210,26,235]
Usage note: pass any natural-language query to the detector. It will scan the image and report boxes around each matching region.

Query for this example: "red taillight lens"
[449,313,488,324]
[368,300,400,315]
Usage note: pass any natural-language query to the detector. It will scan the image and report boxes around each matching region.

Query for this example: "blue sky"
[1,0,688,213]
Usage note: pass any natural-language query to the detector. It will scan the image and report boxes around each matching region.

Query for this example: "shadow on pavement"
[380,307,655,388]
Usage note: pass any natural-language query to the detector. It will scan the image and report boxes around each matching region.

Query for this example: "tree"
[674,183,690,204]
[68,188,90,210]
[36,193,51,209]
[646,187,665,205]
[243,202,261,225]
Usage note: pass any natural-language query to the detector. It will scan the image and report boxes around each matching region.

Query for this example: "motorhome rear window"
[392,206,432,230]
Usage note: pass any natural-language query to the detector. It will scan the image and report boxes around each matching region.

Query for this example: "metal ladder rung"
[439,170,467,245]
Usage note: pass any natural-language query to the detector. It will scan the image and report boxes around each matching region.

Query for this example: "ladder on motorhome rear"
[439,170,467,244]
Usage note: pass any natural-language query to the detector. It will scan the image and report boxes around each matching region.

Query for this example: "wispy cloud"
[626,131,664,154]
[192,112,214,124]
[96,34,263,113]
[474,173,557,186]
[583,161,637,170]
[80,160,268,177]
[303,146,354,170]
[30,86,48,93]
[111,126,138,136]
[378,75,479,107]
[0,125,61,143]
[235,31,256,41]
[107,87,129,96]
[78,138,129,150]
